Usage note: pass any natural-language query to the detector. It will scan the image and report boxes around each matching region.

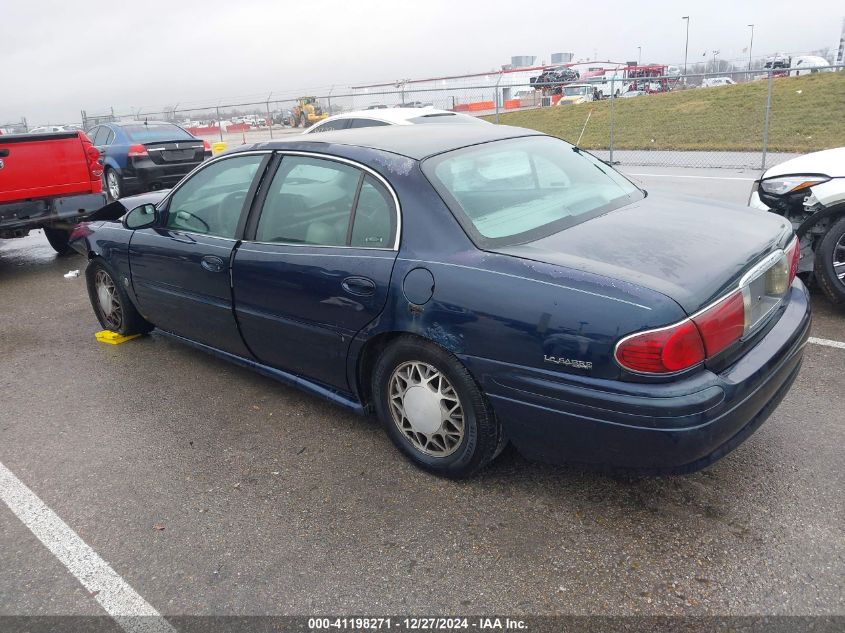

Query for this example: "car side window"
[92,127,109,146]
[311,119,350,133]
[86,126,100,143]
[255,156,361,246]
[347,118,390,129]
[104,129,115,145]
[350,176,395,248]
[165,155,264,239]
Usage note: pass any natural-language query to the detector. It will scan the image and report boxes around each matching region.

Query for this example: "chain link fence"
[70,64,844,170]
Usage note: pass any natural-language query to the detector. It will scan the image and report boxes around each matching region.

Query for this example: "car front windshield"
[123,124,195,143]
[563,87,588,96]
[422,135,643,247]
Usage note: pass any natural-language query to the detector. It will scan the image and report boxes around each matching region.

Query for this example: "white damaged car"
[750,148,845,306]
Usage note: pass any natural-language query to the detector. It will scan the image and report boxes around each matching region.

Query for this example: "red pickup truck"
[0,130,107,254]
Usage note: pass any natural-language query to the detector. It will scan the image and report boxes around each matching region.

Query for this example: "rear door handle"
[341,276,376,297]
[200,255,226,273]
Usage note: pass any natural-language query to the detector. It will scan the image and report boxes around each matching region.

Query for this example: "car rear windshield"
[408,113,483,125]
[422,135,643,247]
[122,124,195,143]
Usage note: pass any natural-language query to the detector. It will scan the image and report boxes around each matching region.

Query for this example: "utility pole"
[747,24,755,72]
[712,50,720,72]
[682,16,690,77]
[637,46,642,65]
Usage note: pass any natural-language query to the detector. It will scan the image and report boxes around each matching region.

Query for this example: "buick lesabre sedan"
[73,125,811,477]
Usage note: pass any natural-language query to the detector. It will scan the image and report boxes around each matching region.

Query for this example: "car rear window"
[122,124,195,143]
[422,135,643,248]
[408,113,483,125]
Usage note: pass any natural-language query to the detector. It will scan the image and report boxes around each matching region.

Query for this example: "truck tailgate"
[0,131,96,204]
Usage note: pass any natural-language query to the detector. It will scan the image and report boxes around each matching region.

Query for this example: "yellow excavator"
[289,97,328,128]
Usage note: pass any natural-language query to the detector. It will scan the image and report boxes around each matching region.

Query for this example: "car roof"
[111,120,177,127]
[317,107,466,125]
[252,124,546,160]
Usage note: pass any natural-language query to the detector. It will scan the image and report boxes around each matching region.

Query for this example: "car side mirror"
[123,203,158,230]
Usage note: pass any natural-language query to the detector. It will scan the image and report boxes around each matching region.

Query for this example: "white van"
[701,77,736,88]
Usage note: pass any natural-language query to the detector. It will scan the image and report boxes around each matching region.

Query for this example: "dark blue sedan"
[86,121,211,201]
[72,125,811,477]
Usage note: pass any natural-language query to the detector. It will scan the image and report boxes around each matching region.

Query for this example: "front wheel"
[43,227,72,255]
[299,114,307,128]
[372,337,504,478]
[86,260,153,335]
[815,214,845,305]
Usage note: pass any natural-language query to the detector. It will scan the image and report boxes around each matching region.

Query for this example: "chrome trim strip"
[260,150,402,251]
[738,249,785,288]
[155,149,402,252]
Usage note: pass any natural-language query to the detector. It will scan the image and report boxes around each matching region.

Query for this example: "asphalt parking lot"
[1,169,843,626]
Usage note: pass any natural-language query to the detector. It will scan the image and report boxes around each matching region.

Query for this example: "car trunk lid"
[493,194,794,315]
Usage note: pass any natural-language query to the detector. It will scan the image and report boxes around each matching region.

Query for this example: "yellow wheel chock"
[95,330,141,345]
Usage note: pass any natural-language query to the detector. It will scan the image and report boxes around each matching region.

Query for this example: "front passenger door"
[129,153,268,355]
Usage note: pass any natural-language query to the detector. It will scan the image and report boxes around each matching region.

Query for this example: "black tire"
[104,168,122,201]
[371,336,503,478]
[43,227,72,255]
[815,215,845,305]
[299,114,307,128]
[85,259,154,335]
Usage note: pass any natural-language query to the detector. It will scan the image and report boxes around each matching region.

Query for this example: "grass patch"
[486,73,845,153]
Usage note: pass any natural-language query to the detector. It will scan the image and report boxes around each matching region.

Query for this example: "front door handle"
[341,276,376,297]
[200,255,226,273]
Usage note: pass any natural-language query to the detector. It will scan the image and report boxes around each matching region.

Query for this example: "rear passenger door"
[232,153,399,391]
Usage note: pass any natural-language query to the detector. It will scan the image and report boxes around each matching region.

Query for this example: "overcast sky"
[3,0,842,125]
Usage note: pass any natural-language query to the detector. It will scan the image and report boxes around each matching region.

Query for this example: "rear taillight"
[785,237,800,286]
[616,243,797,376]
[615,320,705,374]
[691,290,745,357]
[128,144,148,157]
[203,139,211,151]
[80,135,103,179]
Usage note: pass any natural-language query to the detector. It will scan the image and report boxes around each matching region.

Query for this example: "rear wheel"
[86,260,153,335]
[105,168,122,201]
[43,227,71,255]
[372,337,503,478]
[815,215,845,305]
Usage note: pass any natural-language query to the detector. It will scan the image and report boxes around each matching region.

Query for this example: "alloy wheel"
[107,171,120,200]
[834,233,845,283]
[95,269,123,330]
[388,361,465,457]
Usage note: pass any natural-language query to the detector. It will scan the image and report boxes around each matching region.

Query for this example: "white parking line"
[0,460,176,633]
[627,173,757,181]
[809,336,845,350]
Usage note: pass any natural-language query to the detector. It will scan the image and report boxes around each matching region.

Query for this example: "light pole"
[682,16,690,76]
[712,50,720,72]
[747,24,755,71]
[637,46,642,65]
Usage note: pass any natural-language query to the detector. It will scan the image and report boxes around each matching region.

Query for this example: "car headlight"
[759,175,830,196]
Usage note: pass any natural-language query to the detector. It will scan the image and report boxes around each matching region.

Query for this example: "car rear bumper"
[463,280,811,473]
[0,192,108,234]
[122,158,207,194]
